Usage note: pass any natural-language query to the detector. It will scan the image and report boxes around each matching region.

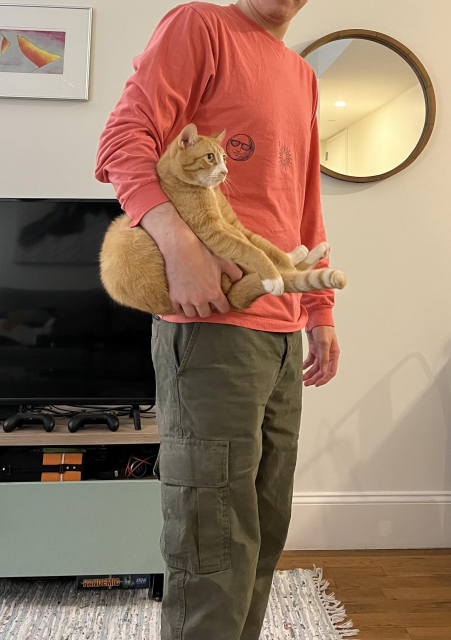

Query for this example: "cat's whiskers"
[226,176,245,196]
[221,177,232,198]
[222,176,245,199]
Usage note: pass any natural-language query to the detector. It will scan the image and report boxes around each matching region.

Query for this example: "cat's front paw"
[262,277,284,296]
[287,245,309,266]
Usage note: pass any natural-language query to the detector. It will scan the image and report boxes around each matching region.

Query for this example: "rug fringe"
[311,565,360,638]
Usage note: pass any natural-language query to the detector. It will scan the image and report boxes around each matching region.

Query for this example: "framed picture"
[0,4,92,100]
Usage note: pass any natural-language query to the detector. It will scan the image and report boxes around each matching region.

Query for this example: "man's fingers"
[222,261,243,283]
[303,328,340,388]
[328,352,339,378]
[171,301,183,314]
[196,303,211,319]
[305,355,338,387]
[182,303,197,318]
[315,372,335,387]
[305,345,330,386]
[318,343,330,374]
[211,294,231,314]
[303,352,315,369]
[178,294,230,317]
[307,365,335,387]
[303,361,319,382]
[306,370,332,387]
[314,352,339,386]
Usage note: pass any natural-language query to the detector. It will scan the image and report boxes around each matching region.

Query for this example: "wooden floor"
[277,549,451,640]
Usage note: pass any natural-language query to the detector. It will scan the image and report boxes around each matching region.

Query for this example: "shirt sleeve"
[94,6,216,227]
[300,74,335,332]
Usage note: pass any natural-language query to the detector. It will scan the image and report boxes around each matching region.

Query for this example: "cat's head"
[164,124,228,188]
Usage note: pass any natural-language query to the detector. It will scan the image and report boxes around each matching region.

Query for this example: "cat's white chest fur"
[209,188,225,221]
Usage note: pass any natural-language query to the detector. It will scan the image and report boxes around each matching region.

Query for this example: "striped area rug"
[0,567,359,639]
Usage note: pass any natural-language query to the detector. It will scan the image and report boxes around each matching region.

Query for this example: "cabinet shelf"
[0,412,159,446]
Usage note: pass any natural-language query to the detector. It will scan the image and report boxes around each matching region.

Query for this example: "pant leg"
[151,318,288,640]
[240,330,303,640]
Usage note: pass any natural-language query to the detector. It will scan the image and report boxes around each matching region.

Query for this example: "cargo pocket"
[158,437,231,575]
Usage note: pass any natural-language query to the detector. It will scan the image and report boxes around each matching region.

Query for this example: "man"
[95,1,341,638]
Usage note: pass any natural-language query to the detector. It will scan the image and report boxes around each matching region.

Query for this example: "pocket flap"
[158,437,229,488]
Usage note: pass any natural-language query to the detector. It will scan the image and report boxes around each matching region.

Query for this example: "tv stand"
[0,408,164,579]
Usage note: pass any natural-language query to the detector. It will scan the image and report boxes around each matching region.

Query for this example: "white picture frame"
[0,4,92,100]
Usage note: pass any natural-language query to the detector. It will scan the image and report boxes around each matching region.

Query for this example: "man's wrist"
[140,203,194,255]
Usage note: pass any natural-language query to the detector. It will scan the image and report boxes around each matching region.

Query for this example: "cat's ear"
[212,129,226,144]
[178,124,198,149]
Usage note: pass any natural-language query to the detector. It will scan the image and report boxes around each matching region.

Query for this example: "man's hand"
[303,325,340,387]
[140,202,242,318]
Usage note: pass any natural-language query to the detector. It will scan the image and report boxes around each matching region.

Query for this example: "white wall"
[288,0,451,549]
[1,0,450,549]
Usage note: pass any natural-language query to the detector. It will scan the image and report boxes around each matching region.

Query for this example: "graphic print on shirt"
[226,134,255,161]
[279,142,292,170]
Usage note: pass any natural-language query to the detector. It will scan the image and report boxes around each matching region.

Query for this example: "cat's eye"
[207,153,215,162]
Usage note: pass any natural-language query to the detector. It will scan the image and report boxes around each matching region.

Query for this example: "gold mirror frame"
[300,30,436,183]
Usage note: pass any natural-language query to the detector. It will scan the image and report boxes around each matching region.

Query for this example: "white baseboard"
[285,492,451,549]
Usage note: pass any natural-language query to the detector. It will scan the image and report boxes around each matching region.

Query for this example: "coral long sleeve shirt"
[95,2,335,333]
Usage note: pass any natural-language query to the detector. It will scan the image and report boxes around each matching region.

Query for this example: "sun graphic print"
[278,142,292,170]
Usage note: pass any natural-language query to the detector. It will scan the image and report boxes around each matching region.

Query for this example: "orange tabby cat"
[99,123,346,315]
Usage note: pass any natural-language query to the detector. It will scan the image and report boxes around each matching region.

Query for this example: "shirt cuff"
[124,182,170,228]
[305,305,335,333]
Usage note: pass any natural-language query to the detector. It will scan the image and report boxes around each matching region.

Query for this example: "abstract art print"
[0,29,66,75]
[0,5,91,100]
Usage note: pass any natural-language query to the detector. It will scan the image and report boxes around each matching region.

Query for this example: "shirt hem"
[160,308,308,333]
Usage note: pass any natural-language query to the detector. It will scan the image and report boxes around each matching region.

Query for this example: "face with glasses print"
[226,134,255,161]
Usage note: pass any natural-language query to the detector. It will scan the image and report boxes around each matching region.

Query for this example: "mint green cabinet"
[0,479,165,577]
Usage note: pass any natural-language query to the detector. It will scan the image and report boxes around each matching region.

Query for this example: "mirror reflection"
[305,39,426,178]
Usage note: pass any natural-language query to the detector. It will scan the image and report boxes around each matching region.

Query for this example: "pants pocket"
[173,322,201,375]
[158,437,231,574]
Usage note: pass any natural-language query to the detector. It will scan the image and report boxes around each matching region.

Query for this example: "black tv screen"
[0,199,155,404]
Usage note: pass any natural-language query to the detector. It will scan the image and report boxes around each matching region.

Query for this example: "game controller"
[3,412,55,433]
[67,411,120,433]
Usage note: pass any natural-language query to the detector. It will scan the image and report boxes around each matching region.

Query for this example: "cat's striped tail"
[225,267,346,311]
[283,267,347,293]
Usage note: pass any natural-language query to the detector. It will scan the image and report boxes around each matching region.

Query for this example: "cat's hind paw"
[320,242,330,259]
[296,242,330,270]
[287,245,309,266]
[262,277,284,296]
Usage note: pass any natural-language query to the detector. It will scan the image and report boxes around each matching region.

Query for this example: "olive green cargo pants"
[151,318,303,640]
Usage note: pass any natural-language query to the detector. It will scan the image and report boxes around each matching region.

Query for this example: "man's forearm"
[139,202,196,255]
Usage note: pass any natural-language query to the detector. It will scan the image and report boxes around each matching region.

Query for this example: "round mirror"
[301,30,435,182]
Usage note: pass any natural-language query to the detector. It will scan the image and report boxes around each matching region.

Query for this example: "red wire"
[125,456,153,478]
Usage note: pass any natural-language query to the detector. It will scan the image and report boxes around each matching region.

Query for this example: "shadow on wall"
[296,348,451,543]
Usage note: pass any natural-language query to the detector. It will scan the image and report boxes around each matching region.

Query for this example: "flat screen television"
[0,199,155,405]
